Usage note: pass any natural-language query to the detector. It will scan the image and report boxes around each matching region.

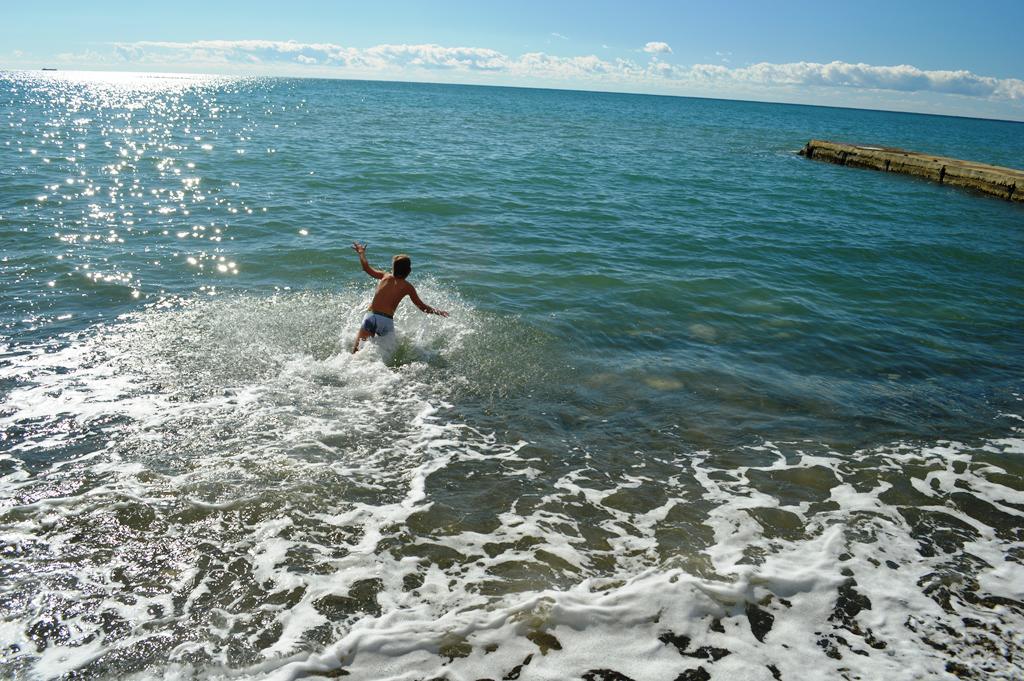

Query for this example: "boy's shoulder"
[382,273,413,289]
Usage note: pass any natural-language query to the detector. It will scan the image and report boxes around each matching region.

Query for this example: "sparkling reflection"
[0,70,270,334]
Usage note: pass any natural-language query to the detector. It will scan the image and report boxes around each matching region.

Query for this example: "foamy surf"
[244,438,1024,681]
[1,287,1021,680]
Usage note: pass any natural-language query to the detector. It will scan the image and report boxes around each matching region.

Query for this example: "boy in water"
[351,242,448,353]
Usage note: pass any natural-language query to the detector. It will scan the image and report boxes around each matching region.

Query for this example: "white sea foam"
[1,291,1022,680]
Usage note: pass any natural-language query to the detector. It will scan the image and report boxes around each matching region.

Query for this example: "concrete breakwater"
[799,140,1024,203]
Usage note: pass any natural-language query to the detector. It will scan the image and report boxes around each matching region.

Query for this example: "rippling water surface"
[1,71,1023,680]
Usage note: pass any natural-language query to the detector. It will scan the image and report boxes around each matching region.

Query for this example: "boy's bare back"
[350,241,448,353]
[368,274,416,317]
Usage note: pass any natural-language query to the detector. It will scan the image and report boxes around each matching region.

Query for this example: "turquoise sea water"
[1,71,1023,680]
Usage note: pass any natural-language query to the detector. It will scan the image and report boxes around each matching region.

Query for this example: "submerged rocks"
[745,602,775,643]
[658,631,732,662]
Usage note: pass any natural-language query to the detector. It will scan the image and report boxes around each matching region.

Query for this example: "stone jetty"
[799,140,1024,203]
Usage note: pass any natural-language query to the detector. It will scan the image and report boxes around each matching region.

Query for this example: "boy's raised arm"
[408,285,449,317]
[352,242,384,279]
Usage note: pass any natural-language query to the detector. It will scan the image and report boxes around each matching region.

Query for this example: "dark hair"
[392,254,411,279]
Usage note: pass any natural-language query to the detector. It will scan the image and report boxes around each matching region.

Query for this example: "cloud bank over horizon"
[31,38,1024,113]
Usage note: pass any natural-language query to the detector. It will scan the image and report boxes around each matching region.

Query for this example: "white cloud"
[643,42,672,55]
[551,32,568,40]
[366,43,510,70]
[55,49,111,64]
[101,39,1024,105]
[681,60,1024,100]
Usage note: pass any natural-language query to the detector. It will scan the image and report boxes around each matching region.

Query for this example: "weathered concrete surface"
[799,140,1024,203]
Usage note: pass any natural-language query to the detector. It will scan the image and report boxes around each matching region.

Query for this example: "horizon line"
[5,65,1024,125]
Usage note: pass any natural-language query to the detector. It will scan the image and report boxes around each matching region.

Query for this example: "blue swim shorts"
[360,312,395,337]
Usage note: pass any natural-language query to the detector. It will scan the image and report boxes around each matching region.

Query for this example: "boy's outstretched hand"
[351,241,367,255]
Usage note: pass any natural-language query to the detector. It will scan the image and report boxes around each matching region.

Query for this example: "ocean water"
[1,70,1023,680]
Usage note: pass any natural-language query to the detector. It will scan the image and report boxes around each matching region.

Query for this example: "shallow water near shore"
[1,71,1023,680]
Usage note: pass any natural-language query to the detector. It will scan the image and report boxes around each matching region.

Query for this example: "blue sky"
[3,1,1023,120]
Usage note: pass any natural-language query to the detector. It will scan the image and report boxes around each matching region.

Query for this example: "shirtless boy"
[351,242,448,353]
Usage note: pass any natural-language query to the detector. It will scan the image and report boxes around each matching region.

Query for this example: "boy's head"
[392,254,411,279]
